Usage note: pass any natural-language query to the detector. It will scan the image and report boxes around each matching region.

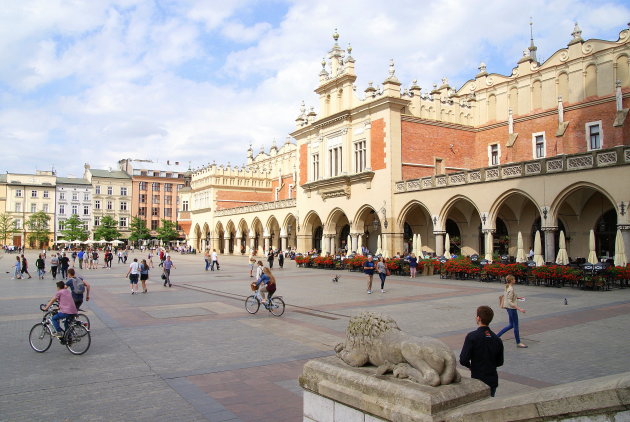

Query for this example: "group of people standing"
[125,252,175,294]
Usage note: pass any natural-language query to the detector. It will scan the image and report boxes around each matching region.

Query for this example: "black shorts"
[129,274,139,284]
[140,273,148,281]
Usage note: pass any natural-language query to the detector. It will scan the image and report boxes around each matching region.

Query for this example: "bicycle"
[245,291,285,317]
[29,304,91,355]
[44,303,90,329]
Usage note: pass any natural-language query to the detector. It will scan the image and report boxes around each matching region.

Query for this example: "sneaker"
[381,289,385,293]
[168,284,172,287]
[51,331,63,338]
[131,291,135,295]
[367,290,372,294]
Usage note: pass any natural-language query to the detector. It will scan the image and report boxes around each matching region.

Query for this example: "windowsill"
[301,171,375,200]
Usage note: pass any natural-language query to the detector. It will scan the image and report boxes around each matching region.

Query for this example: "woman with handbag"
[497,275,527,348]
[376,256,388,293]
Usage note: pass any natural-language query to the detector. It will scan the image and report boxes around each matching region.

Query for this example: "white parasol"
[555,230,569,265]
[347,234,352,253]
[516,231,526,263]
[614,229,627,267]
[376,234,382,256]
[444,233,452,259]
[533,230,545,266]
[417,234,423,258]
[587,229,598,264]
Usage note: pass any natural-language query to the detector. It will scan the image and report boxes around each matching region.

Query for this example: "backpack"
[72,277,86,295]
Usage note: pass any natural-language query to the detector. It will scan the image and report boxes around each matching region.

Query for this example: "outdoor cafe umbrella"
[516,231,526,263]
[376,234,382,255]
[412,234,417,254]
[555,230,569,265]
[533,230,545,266]
[347,234,352,253]
[416,234,423,258]
[614,229,627,267]
[444,233,452,259]
[587,229,598,264]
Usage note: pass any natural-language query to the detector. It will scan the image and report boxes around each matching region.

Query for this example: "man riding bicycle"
[43,281,78,337]
[255,267,277,304]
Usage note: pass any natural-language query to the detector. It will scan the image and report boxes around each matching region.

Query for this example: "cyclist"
[66,268,90,310]
[255,267,277,305]
[43,281,77,337]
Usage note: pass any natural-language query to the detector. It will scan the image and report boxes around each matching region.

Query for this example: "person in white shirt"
[211,249,220,271]
[125,258,141,295]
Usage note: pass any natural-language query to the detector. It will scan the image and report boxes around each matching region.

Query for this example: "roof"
[88,169,131,179]
[0,174,6,183]
[56,177,91,185]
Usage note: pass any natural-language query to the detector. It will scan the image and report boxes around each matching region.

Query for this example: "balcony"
[214,198,296,217]
[395,146,630,193]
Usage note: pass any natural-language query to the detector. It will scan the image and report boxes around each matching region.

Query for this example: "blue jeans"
[205,259,210,271]
[378,272,387,289]
[52,312,72,333]
[497,308,520,344]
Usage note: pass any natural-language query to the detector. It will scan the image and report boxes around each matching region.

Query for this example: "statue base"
[299,356,489,422]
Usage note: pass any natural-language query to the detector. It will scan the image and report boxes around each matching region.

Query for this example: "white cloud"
[0,0,629,176]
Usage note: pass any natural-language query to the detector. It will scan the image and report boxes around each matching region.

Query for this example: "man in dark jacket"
[459,306,504,397]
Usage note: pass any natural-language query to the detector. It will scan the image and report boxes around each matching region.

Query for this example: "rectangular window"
[43,191,49,198]
[164,183,172,192]
[120,187,127,196]
[139,194,146,203]
[95,200,100,209]
[15,189,22,197]
[83,205,89,215]
[312,153,320,180]
[182,200,189,211]
[120,201,127,211]
[533,132,546,159]
[31,204,37,213]
[15,203,21,212]
[58,220,65,231]
[119,217,127,228]
[164,208,172,217]
[59,204,64,214]
[586,121,602,151]
[177,184,184,190]
[72,205,78,215]
[138,207,146,216]
[139,181,147,191]
[43,204,49,213]
[94,216,100,226]
[328,146,343,177]
[152,182,160,191]
[95,185,101,194]
[14,219,22,230]
[165,195,172,205]
[59,192,65,200]
[72,192,78,201]
[31,190,37,198]
[84,193,89,201]
[152,195,160,204]
[152,207,159,216]
[489,144,500,166]
[354,140,366,173]
[107,200,113,210]
[107,186,113,195]
[151,220,159,230]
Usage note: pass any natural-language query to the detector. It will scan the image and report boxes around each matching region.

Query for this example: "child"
[13,256,21,279]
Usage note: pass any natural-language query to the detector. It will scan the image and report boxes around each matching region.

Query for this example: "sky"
[1,0,629,177]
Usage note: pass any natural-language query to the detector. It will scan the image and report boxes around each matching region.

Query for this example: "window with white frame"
[106,200,113,210]
[43,191,49,198]
[120,201,127,211]
[120,187,127,196]
[59,192,65,200]
[139,181,147,190]
[95,185,101,194]
[72,192,78,201]
[30,203,37,213]
[182,200,189,211]
[532,132,546,159]
[59,204,64,214]
[354,140,366,173]
[31,190,37,198]
[58,220,65,231]
[72,205,78,215]
[15,203,21,212]
[586,121,602,151]
[84,193,89,201]
[14,219,22,229]
[119,217,127,228]
[95,200,100,209]
[311,153,320,181]
[43,204,49,213]
[107,186,113,195]
[328,142,343,177]
[488,144,500,166]
[94,216,100,226]
[15,189,22,197]
[83,205,89,215]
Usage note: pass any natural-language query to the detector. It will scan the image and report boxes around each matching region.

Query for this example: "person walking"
[163,256,175,287]
[147,251,154,268]
[59,253,70,279]
[267,249,274,269]
[204,250,210,271]
[21,254,32,279]
[65,268,90,310]
[126,258,141,294]
[460,305,504,397]
[497,275,527,348]
[117,250,123,263]
[77,249,84,269]
[50,253,59,280]
[363,255,375,294]
[139,259,150,293]
[35,254,46,279]
[210,249,219,271]
[408,253,418,278]
[376,256,388,293]
[278,251,284,269]
[248,252,256,277]
[12,256,21,279]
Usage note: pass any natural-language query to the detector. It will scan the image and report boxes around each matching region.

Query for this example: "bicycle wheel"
[245,295,260,314]
[76,313,91,329]
[268,297,285,317]
[29,323,52,352]
[65,324,91,355]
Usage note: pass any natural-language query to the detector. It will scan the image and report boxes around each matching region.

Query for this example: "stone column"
[330,235,337,255]
[201,239,206,251]
[351,233,359,254]
[249,232,255,255]
[434,232,445,256]
[543,227,558,264]
[264,236,270,253]
[280,236,287,252]
[224,237,230,254]
[483,230,494,261]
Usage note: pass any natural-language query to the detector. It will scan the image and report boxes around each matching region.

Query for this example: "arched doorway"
[595,209,617,259]
[267,216,281,251]
[399,201,434,256]
[302,212,323,253]
[325,208,351,254]
[490,190,541,258]
[440,197,482,256]
[445,218,461,255]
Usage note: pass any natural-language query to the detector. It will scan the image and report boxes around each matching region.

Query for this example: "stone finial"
[285,135,292,144]
[347,43,352,55]
[388,59,395,78]
[300,100,306,114]
[333,28,339,43]
[568,22,583,45]
[441,77,449,86]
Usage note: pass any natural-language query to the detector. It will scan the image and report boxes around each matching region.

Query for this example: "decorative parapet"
[395,146,629,193]
[214,198,296,217]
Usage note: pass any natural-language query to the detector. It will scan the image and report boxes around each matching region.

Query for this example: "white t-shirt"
[211,252,218,261]
[129,261,140,275]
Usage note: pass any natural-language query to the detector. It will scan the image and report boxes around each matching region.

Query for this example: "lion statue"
[334,312,461,386]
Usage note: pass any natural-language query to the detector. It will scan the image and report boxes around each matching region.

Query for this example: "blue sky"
[1,0,629,177]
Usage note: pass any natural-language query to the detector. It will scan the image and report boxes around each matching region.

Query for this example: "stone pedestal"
[300,356,489,422]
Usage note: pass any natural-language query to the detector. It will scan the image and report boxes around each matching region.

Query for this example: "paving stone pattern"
[0,251,629,421]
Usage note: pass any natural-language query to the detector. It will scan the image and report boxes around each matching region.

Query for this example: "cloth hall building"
[185,24,630,264]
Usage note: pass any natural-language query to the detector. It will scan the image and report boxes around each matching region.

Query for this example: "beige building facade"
[84,166,133,239]
[187,24,630,263]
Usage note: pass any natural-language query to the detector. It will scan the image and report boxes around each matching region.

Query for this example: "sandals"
[517,343,528,348]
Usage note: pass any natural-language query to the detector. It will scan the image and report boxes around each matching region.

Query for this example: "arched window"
[532,80,542,110]
[585,64,597,98]
[487,94,497,121]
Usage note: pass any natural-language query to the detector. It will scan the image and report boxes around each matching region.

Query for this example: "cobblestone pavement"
[1,251,629,421]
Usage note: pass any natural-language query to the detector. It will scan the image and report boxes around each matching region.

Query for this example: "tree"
[129,217,151,244]
[60,214,89,241]
[0,213,16,245]
[93,216,121,242]
[27,211,51,248]
[156,219,179,244]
